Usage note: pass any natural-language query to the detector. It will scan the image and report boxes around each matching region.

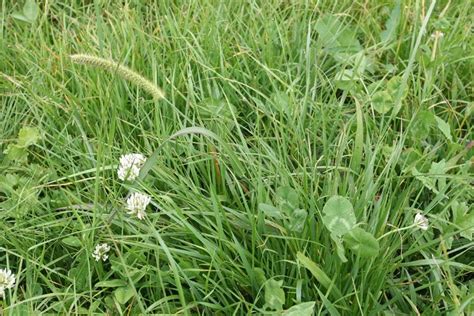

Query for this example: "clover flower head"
[92,243,111,262]
[0,268,16,297]
[117,153,146,181]
[414,213,429,231]
[430,31,444,39]
[126,192,151,220]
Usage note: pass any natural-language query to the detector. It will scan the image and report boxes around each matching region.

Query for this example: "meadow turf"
[1,0,473,314]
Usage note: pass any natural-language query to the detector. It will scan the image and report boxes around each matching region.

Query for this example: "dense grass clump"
[1,0,473,315]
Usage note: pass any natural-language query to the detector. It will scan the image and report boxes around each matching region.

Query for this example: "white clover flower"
[126,192,151,220]
[414,213,429,231]
[0,268,16,297]
[430,31,444,39]
[117,153,146,181]
[92,243,111,262]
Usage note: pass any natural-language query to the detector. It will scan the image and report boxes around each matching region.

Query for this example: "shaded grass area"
[0,0,473,314]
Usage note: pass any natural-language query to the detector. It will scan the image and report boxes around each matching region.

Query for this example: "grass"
[1,0,473,314]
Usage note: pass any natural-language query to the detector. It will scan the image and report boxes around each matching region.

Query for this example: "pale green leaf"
[259,203,282,219]
[283,301,315,316]
[95,280,128,288]
[264,279,285,311]
[434,116,453,142]
[380,1,401,43]
[276,186,299,207]
[114,286,135,305]
[344,227,380,258]
[288,208,307,232]
[17,126,41,147]
[372,90,393,114]
[322,196,356,236]
[61,236,82,247]
[315,15,361,60]
[331,233,348,263]
[23,0,40,22]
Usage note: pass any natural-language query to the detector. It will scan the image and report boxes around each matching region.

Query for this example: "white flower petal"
[126,192,151,220]
[0,268,16,292]
[414,213,429,231]
[117,153,146,181]
[92,243,111,262]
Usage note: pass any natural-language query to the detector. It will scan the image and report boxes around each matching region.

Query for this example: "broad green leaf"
[380,1,401,43]
[264,279,285,311]
[68,260,89,291]
[334,68,358,91]
[411,110,435,136]
[0,174,19,191]
[252,267,266,285]
[17,126,41,147]
[23,0,40,22]
[114,286,135,305]
[4,144,28,163]
[61,236,82,247]
[276,186,299,207]
[386,76,405,97]
[434,116,453,142]
[412,167,437,193]
[296,252,342,299]
[343,227,380,258]
[322,196,356,236]
[95,280,128,288]
[452,201,474,240]
[259,203,283,219]
[429,159,447,190]
[271,91,291,116]
[11,12,32,23]
[288,208,307,232]
[315,15,361,60]
[11,0,39,23]
[283,301,315,316]
[372,90,393,114]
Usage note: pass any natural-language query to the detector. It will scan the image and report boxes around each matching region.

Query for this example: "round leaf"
[343,227,380,258]
[322,196,356,236]
[372,90,393,114]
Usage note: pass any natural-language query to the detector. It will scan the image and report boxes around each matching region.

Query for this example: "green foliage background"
[0,0,473,314]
